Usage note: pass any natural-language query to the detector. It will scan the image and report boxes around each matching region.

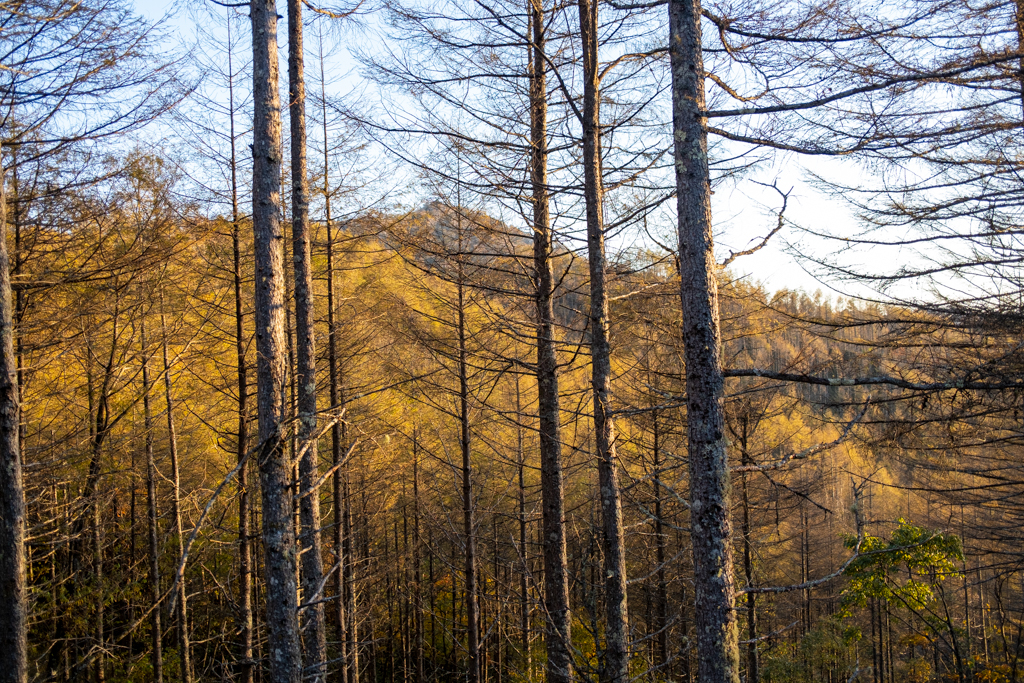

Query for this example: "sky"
[131,0,863,301]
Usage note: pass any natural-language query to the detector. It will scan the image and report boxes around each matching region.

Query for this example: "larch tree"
[576,0,629,678]
[0,3,177,679]
[527,3,574,681]
[249,0,303,679]
[286,0,329,676]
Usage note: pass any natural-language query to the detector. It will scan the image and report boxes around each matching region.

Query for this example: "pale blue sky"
[129,0,861,301]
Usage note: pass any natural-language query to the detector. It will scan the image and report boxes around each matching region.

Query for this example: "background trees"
[6,0,1024,682]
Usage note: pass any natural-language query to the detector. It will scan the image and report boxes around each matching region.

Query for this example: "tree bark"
[456,229,480,683]
[668,0,740,680]
[250,0,303,679]
[413,435,425,683]
[344,472,359,683]
[516,378,531,682]
[84,291,120,683]
[160,302,192,683]
[140,320,164,683]
[287,0,328,677]
[652,413,668,677]
[576,2,629,680]
[529,6,573,681]
[320,38,350,683]
[739,423,757,683]
[227,14,254,682]
[0,151,25,683]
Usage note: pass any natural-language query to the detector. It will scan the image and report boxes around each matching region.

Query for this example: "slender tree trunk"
[456,240,480,683]
[140,320,164,683]
[287,247,300,594]
[95,503,105,683]
[287,0,328,677]
[652,414,668,677]
[429,526,437,668]
[10,157,23,497]
[516,379,531,682]
[739,424,757,683]
[493,518,501,683]
[529,5,572,681]
[130,463,137,571]
[885,602,894,683]
[576,2,628,680]
[345,473,358,683]
[1014,0,1024,114]
[413,435,425,683]
[668,0,740,680]
[870,598,878,683]
[452,534,459,675]
[319,35,350,683]
[86,292,119,683]
[227,15,254,683]
[250,0,303,678]
[159,302,192,683]
[801,507,810,635]
[0,150,26,683]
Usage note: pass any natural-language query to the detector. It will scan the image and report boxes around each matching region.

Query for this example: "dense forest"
[3,0,1024,682]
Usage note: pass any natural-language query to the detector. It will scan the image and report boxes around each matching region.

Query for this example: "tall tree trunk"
[95,497,105,683]
[140,320,164,683]
[160,301,192,683]
[413,435,425,683]
[8,158,28,683]
[0,151,26,683]
[287,0,328,677]
[85,291,119,683]
[576,2,629,680]
[668,0,740,680]
[401,507,410,683]
[739,424,757,683]
[319,36,350,683]
[345,473,358,683]
[516,378,531,682]
[529,5,573,681]
[250,0,303,678]
[801,507,810,635]
[456,232,480,683]
[227,13,254,682]
[652,413,668,677]
[429,526,436,670]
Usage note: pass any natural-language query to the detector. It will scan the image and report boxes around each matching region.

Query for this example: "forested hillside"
[3,0,1024,682]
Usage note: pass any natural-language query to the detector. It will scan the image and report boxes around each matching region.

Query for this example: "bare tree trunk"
[529,5,572,682]
[250,0,303,678]
[227,15,254,683]
[0,151,26,683]
[401,506,410,683]
[160,301,192,683]
[801,507,810,635]
[319,36,350,683]
[516,378,531,682]
[652,414,668,677]
[456,233,480,683]
[345,473,359,683]
[87,292,120,683]
[668,0,740,680]
[739,424,757,683]
[413,435,425,683]
[328,222,349,683]
[94,504,105,683]
[287,0,328,677]
[576,2,628,680]
[140,320,164,683]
